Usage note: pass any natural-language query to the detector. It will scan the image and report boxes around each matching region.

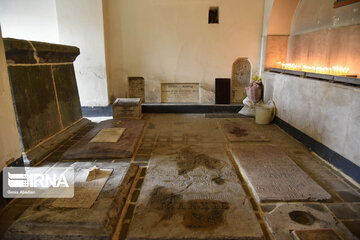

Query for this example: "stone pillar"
[4,38,82,151]
[231,57,252,103]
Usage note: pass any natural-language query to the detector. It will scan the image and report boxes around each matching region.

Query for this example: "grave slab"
[232,145,331,202]
[127,143,263,240]
[231,58,251,103]
[219,119,268,142]
[264,203,356,240]
[5,161,138,240]
[63,119,145,159]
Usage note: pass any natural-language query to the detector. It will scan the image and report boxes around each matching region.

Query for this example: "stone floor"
[1,114,360,240]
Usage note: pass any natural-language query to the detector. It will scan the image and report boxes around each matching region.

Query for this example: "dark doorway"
[215,78,230,104]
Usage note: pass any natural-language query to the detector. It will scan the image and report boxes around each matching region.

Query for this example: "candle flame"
[276,62,350,76]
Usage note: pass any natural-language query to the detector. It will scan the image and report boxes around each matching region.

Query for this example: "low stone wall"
[4,38,82,151]
[263,71,360,168]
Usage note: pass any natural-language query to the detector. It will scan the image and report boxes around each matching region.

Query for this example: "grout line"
[112,167,143,240]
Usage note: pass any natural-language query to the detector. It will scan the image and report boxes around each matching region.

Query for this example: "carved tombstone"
[231,58,251,103]
[128,77,145,102]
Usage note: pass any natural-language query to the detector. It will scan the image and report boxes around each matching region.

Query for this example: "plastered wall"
[0,30,22,170]
[263,72,360,168]
[103,0,265,103]
[56,0,109,106]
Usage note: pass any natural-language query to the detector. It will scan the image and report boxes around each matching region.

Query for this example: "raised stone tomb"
[63,119,146,159]
[127,143,263,240]
[5,161,138,240]
[232,144,331,202]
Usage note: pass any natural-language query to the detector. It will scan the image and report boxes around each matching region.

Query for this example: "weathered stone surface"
[3,38,36,64]
[63,119,146,159]
[31,40,80,63]
[220,119,268,142]
[231,57,251,103]
[161,83,200,103]
[52,64,82,127]
[128,77,145,102]
[3,38,80,64]
[89,128,125,143]
[5,161,138,240]
[291,229,343,240]
[232,145,331,202]
[113,98,142,119]
[264,203,357,240]
[8,65,62,150]
[127,143,263,240]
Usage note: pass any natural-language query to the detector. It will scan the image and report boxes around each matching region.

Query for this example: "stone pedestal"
[112,98,142,119]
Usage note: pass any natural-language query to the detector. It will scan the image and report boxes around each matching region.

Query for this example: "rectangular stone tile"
[264,203,357,240]
[8,65,62,150]
[89,128,125,143]
[63,119,146,159]
[219,119,268,142]
[232,145,331,202]
[127,144,263,240]
[51,64,82,127]
[4,162,138,240]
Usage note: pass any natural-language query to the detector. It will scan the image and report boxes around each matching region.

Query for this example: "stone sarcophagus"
[112,98,142,119]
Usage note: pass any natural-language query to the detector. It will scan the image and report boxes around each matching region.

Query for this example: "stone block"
[3,38,36,64]
[112,98,142,119]
[8,65,62,150]
[128,77,145,102]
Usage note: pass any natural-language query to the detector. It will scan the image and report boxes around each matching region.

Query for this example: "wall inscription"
[161,83,199,103]
[128,77,145,102]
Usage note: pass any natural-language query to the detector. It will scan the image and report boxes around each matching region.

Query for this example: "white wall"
[103,0,265,103]
[291,0,360,35]
[0,28,22,170]
[0,0,59,43]
[263,72,360,167]
[56,0,109,106]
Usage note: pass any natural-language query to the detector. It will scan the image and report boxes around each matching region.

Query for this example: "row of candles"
[276,62,350,76]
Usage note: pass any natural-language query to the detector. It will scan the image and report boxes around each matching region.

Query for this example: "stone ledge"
[3,38,80,64]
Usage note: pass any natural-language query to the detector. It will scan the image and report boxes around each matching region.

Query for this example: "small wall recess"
[208,7,219,24]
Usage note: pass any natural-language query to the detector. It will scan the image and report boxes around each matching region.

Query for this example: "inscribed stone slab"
[231,58,251,103]
[89,128,125,143]
[232,145,331,202]
[264,203,357,240]
[127,143,263,240]
[5,162,138,240]
[63,119,145,159]
[129,77,145,102]
[219,119,268,142]
[51,168,113,208]
[161,83,199,103]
